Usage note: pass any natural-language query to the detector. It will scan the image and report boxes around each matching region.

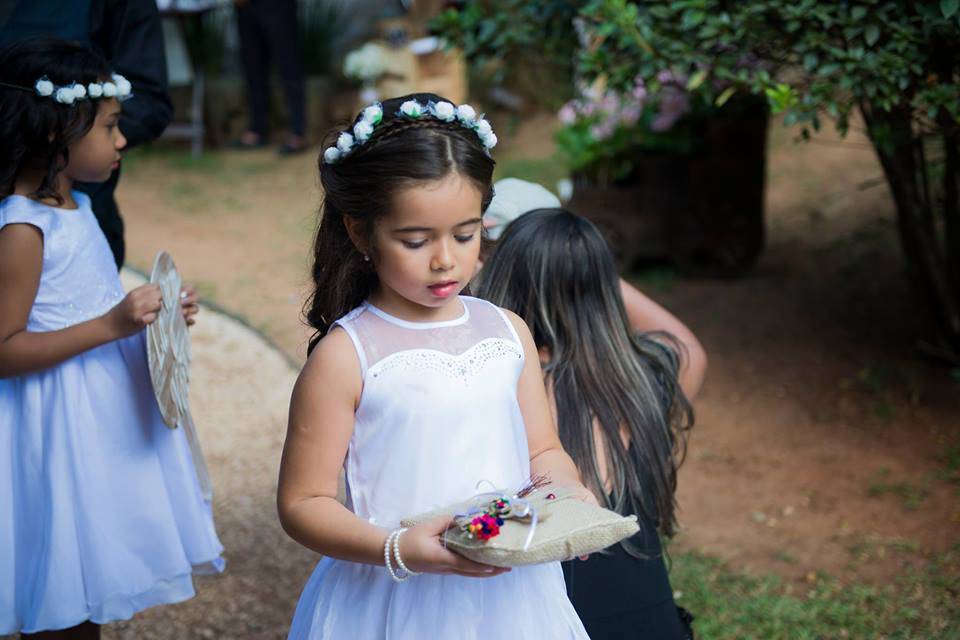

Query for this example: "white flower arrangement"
[480,132,498,149]
[112,74,132,96]
[431,101,456,122]
[54,87,75,104]
[399,100,423,118]
[34,78,54,97]
[353,119,374,143]
[337,132,355,153]
[362,104,383,125]
[25,74,133,104]
[343,42,388,83]
[455,104,477,123]
[323,147,342,164]
[476,118,492,137]
[323,99,497,165]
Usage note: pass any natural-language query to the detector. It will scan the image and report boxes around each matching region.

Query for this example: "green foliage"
[578,0,960,139]
[579,0,960,358]
[434,1,765,186]
[671,549,960,639]
[431,1,580,104]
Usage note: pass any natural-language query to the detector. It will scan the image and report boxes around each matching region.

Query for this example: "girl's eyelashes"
[397,228,478,249]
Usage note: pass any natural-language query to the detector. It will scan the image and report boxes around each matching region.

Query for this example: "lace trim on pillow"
[368,337,522,383]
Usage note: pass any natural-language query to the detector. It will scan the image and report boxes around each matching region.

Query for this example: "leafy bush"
[577,0,960,360]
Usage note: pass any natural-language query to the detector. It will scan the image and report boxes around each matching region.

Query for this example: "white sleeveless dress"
[287,296,588,639]
[0,193,223,634]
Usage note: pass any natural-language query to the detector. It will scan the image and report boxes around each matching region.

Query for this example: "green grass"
[123,144,273,183]
[866,467,930,510]
[494,153,569,195]
[670,548,960,639]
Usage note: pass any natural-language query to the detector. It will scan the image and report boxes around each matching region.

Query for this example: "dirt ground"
[101,112,959,636]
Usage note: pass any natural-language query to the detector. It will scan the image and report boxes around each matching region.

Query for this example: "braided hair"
[304,93,496,354]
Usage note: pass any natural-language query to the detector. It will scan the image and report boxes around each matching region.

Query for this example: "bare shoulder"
[499,308,532,339]
[0,222,43,265]
[0,223,43,298]
[294,326,362,405]
[496,307,539,356]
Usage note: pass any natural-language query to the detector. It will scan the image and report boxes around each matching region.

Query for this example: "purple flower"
[589,119,616,141]
[599,93,618,115]
[650,87,690,132]
[558,102,577,124]
[619,103,642,125]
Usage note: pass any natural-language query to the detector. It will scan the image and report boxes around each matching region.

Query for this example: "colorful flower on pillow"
[468,513,503,541]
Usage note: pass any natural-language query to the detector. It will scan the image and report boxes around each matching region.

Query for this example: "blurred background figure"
[231,0,307,155]
[0,0,173,269]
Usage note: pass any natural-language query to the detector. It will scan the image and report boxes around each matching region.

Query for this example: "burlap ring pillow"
[401,485,639,567]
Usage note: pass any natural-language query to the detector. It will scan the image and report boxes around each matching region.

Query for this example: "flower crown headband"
[0,73,132,105]
[323,99,498,165]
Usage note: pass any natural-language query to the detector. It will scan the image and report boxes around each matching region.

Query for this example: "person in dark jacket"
[0,0,173,269]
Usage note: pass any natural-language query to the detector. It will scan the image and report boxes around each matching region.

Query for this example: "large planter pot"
[569,96,769,276]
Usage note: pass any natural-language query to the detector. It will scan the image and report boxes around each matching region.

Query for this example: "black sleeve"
[91,0,173,149]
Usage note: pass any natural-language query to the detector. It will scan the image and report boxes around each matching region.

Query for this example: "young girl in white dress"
[0,38,223,639]
[278,93,592,639]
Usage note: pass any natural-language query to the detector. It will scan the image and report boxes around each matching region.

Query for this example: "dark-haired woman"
[479,208,707,639]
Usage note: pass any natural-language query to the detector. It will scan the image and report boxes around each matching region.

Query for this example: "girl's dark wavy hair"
[304,93,496,354]
[478,209,693,554]
[0,37,111,205]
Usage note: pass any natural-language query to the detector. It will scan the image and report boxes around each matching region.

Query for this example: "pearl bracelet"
[392,528,422,577]
[383,529,409,583]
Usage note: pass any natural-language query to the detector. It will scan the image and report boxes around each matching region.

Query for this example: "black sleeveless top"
[561,470,694,639]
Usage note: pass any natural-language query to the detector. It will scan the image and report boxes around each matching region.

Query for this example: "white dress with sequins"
[0,193,223,634]
[287,297,588,639]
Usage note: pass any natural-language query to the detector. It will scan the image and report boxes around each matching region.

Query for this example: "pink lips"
[428,281,458,298]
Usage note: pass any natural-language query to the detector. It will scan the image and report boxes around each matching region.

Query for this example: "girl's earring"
[363,254,370,262]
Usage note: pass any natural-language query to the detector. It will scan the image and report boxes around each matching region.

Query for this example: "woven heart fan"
[146,251,213,501]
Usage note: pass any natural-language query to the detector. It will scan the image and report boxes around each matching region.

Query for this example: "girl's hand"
[105,284,162,338]
[571,483,600,507]
[396,517,511,578]
[569,484,599,560]
[179,283,200,327]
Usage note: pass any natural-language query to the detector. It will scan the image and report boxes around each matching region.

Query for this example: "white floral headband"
[0,73,132,104]
[323,99,498,164]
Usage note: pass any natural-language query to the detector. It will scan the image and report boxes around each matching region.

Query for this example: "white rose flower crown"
[323,99,498,165]
[0,73,133,105]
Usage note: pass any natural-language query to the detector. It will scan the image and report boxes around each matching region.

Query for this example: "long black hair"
[304,93,496,354]
[0,37,112,204]
[478,208,693,552]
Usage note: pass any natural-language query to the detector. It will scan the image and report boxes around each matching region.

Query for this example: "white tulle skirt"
[0,332,223,634]
[288,556,589,639]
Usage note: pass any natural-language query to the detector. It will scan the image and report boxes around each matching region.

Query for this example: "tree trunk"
[860,102,960,362]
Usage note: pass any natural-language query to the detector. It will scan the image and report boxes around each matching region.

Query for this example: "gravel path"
[104,271,312,639]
